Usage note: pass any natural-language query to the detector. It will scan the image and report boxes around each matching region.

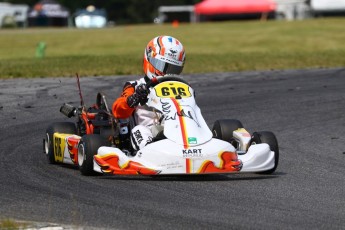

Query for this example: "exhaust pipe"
[60,103,76,118]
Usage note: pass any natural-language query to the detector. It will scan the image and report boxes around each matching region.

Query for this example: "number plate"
[53,133,70,162]
[154,82,191,98]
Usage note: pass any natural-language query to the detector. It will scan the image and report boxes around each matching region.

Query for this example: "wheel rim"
[78,144,85,167]
[44,133,49,155]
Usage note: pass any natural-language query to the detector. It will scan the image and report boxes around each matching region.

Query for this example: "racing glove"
[127,84,149,108]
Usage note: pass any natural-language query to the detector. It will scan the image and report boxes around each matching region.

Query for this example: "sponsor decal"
[169,49,177,54]
[160,161,183,170]
[182,148,203,158]
[188,137,197,144]
[133,130,143,144]
[159,56,181,65]
[167,49,178,58]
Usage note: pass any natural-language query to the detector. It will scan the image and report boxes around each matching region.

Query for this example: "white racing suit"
[112,77,159,151]
[130,108,155,150]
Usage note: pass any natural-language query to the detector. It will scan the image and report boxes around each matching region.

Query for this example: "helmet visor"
[149,56,184,75]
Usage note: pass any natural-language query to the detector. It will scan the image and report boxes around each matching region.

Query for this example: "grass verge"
[1,18,345,78]
[0,219,28,229]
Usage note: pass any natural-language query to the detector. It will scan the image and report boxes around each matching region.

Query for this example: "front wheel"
[78,134,106,176]
[250,131,279,174]
[44,122,77,164]
[212,119,244,148]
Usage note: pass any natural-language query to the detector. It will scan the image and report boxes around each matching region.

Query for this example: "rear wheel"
[44,122,77,164]
[212,119,244,147]
[250,131,279,174]
[78,134,106,176]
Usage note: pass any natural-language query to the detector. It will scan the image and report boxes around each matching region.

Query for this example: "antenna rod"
[76,73,84,106]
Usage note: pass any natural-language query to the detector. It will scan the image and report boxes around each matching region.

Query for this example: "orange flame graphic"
[67,136,80,164]
[197,151,242,173]
[94,154,160,175]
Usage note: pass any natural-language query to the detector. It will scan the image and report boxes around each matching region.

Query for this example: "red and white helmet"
[143,36,186,79]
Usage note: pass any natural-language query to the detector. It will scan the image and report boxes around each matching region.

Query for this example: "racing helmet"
[143,36,186,79]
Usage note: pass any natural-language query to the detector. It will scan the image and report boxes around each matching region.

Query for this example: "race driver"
[112,35,186,154]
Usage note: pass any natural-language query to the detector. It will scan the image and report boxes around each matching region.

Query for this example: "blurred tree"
[4,0,202,24]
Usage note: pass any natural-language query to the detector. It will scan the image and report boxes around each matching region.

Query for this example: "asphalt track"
[0,68,345,230]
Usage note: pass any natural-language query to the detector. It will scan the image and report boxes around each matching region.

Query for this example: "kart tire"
[78,134,105,176]
[212,119,244,146]
[44,122,77,164]
[250,131,279,174]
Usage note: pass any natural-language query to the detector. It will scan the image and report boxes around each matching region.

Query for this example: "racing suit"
[112,76,155,151]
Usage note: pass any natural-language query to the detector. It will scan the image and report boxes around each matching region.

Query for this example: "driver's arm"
[112,83,136,119]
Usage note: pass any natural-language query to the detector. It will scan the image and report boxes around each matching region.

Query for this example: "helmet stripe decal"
[156,36,162,54]
[158,36,165,56]
[178,50,184,62]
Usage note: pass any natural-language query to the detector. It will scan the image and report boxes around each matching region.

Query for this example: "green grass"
[1,18,345,78]
[0,219,28,229]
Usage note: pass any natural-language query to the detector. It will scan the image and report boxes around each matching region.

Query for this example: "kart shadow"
[98,172,285,181]
[55,164,285,181]
[59,164,79,170]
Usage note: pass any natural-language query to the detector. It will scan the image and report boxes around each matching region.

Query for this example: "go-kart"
[43,75,117,172]
[44,76,279,176]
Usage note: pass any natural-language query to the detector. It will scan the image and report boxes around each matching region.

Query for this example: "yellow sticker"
[154,81,191,98]
[53,133,70,162]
